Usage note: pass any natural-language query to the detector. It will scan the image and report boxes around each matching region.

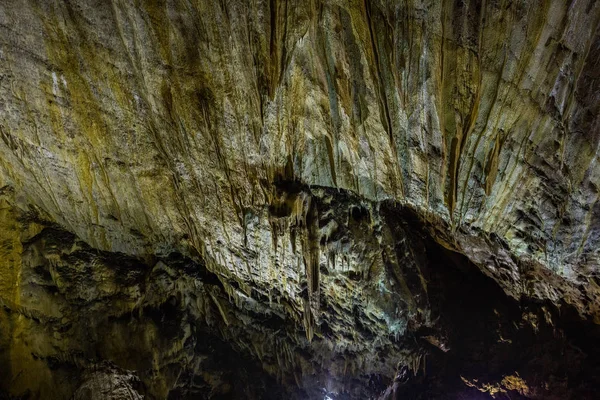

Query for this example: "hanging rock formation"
[0,0,599,398]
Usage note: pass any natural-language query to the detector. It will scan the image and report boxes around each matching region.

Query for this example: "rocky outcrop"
[0,0,599,398]
[2,188,600,399]
[0,187,434,398]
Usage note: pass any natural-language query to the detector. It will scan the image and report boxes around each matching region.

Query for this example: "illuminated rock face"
[0,1,599,399]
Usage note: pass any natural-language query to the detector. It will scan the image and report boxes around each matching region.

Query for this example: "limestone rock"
[0,1,599,399]
[73,363,144,400]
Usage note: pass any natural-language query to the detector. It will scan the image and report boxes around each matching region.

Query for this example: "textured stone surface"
[72,363,144,400]
[0,187,434,399]
[0,0,599,399]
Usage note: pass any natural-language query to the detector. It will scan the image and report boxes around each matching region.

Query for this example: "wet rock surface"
[0,0,599,399]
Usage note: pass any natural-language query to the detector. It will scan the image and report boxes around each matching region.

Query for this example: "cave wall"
[2,186,599,399]
[0,0,599,315]
[0,185,438,399]
[0,0,599,399]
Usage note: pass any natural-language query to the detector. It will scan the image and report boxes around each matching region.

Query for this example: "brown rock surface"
[0,1,599,398]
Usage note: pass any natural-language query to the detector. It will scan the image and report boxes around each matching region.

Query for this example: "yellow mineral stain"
[0,197,51,398]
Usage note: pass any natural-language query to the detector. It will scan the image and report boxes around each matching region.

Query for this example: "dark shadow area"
[386,227,600,399]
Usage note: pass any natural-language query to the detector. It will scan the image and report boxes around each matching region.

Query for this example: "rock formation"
[0,0,599,398]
